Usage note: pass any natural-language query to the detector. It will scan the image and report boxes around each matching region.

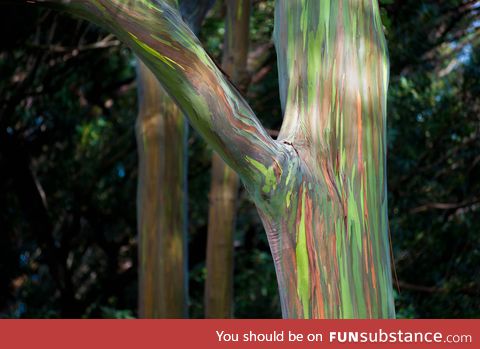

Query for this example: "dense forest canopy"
[0,0,479,318]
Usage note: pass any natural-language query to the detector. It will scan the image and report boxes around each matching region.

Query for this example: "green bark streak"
[245,156,277,193]
[295,186,310,319]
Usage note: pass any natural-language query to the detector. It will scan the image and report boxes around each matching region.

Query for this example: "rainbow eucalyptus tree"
[21,0,395,318]
[136,59,187,318]
[135,0,213,318]
[205,0,250,319]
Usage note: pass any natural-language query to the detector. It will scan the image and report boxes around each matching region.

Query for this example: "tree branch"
[410,198,480,214]
[28,0,286,188]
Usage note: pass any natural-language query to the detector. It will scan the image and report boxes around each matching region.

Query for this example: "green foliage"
[388,51,480,317]
[0,6,138,318]
[385,0,480,318]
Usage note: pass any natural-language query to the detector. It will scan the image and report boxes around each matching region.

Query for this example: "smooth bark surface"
[25,0,395,318]
[205,0,251,318]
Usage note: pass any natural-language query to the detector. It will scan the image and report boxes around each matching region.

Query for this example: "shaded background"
[0,0,479,318]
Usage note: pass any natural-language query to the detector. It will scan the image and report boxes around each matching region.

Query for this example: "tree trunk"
[28,0,395,319]
[136,0,213,318]
[205,0,250,319]
[136,60,188,318]
[270,0,394,318]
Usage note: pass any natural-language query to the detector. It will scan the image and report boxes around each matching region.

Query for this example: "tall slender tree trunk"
[136,0,213,318]
[26,0,395,318]
[136,60,188,318]
[205,0,250,319]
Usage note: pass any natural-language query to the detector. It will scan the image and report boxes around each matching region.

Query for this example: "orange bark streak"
[356,91,364,173]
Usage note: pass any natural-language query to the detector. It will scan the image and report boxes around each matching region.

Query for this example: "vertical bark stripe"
[295,185,310,318]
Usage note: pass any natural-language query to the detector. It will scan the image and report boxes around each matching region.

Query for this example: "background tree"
[135,0,214,319]
[205,0,250,319]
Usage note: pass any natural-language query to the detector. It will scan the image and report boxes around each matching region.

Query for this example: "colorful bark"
[34,0,283,181]
[271,0,394,318]
[136,0,213,318]
[29,0,395,318]
[205,0,251,318]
